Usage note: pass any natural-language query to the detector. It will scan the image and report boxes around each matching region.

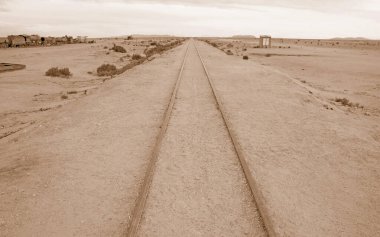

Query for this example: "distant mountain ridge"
[330,37,369,40]
[232,35,256,38]
[132,34,175,38]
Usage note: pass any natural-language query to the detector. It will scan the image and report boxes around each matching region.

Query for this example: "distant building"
[259,35,272,48]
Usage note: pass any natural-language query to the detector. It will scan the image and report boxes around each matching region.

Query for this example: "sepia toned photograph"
[0,0,379,236]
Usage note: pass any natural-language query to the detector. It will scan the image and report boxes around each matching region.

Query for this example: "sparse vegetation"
[132,54,142,60]
[243,55,249,60]
[334,98,363,108]
[67,91,78,94]
[61,94,68,99]
[111,44,126,53]
[226,50,233,55]
[95,39,184,78]
[45,67,72,78]
[97,64,117,76]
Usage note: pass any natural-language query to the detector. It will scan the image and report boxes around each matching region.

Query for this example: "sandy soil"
[205,38,380,118]
[138,42,266,237]
[0,37,180,140]
[0,36,379,237]
[0,41,187,236]
[197,40,380,236]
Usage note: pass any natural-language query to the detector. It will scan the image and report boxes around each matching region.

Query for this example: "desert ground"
[0,37,379,236]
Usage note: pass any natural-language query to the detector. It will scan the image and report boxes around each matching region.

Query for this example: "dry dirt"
[0,38,187,236]
[0,37,181,140]
[198,39,380,236]
[138,42,266,237]
[0,37,379,236]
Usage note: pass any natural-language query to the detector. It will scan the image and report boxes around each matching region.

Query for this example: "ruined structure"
[0,34,81,48]
[45,37,56,45]
[0,37,9,48]
[8,35,26,47]
[259,35,272,48]
[21,35,32,46]
[30,35,42,45]
[76,36,88,43]
[56,35,73,44]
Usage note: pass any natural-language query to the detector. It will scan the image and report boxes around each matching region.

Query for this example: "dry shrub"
[112,44,126,53]
[95,39,184,77]
[45,67,72,78]
[97,64,117,76]
[334,98,363,108]
[226,50,233,55]
[144,40,183,57]
[61,94,68,100]
[132,54,142,60]
[243,55,249,60]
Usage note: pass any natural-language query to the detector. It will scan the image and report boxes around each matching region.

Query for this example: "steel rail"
[194,40,276,237]
[126,41,190,237]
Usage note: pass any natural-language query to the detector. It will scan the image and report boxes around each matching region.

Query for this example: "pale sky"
[0,0,379,39]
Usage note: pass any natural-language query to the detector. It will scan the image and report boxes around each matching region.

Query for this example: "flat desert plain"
[0,37,379,236]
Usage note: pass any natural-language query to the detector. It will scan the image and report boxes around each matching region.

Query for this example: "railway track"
[126,39,275,237]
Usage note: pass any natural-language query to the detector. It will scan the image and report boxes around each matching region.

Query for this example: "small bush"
[45,67,72,78]
[150,42,157,46]
[334,98,363,108]
[97,64,117,76]
[61,95,68,100]
[226,50,233,55]
[112,44,126,53]
[243,55,249,60]
[335,98,350,106]
[132,54,142,60]
[211,43,218,48]
[67,91,77,94]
